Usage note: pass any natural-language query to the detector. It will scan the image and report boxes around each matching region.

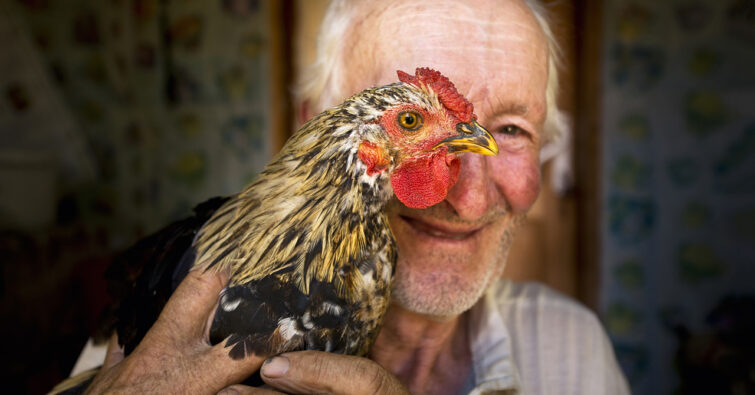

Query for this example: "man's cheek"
[493,154,541,213]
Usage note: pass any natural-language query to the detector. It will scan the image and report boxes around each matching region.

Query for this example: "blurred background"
[0,0,753,393]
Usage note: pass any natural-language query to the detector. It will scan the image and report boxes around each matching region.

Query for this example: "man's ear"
[297,100,314,127]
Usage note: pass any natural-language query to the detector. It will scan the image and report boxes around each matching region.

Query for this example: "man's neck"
[370,304,472,395]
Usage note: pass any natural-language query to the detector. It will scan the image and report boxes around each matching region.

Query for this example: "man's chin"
[390,270,494,317]
[384,200,525,318]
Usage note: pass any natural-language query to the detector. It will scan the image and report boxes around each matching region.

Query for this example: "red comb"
[397,67,476,123]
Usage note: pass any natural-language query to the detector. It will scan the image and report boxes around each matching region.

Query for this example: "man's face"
[342,0,549,316]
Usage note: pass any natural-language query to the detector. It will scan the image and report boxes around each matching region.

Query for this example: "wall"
[0,1,284,392]
[598,1,755,393]
[5,0,279,242]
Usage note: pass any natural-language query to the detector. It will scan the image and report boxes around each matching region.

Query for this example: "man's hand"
[220,351,409,395]
[86,268,269,394]
[85,267,407,394]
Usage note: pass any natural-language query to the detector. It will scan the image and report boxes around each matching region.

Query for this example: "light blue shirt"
[462,280,630,395]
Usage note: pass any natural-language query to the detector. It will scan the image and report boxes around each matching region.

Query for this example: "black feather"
[100,196,230,353]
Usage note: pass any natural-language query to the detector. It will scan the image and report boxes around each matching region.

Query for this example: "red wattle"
[391,153,460,209]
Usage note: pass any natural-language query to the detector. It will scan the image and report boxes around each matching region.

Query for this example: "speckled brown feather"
[196,82,440,291]
[193,80,445,358]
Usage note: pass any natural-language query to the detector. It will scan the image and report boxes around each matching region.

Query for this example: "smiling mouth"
[400,215,482,240]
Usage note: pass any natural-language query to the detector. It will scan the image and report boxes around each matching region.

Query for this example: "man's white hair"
[294,0,570,144]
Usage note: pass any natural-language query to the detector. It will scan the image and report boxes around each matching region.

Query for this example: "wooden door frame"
[573,0,603,310]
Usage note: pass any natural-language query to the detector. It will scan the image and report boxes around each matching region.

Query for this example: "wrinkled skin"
[89,0,548,394]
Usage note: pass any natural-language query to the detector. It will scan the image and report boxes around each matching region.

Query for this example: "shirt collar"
[465,281,521,394]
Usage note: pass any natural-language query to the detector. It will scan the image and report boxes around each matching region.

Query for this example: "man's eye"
[497,125,524,136]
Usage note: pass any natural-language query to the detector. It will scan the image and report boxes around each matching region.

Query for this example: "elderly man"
[81,0,629,394]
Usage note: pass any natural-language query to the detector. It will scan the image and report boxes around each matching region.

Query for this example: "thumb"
[152,267,228,341]
[260,351,409,395]
[194,343,268,391]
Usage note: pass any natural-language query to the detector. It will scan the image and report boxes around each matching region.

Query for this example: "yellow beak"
[433,120,499,156]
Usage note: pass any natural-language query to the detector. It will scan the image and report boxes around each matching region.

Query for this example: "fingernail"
[261,356,289,378]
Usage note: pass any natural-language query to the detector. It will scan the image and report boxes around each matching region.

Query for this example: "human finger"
[152,267,229,341]
[217,384,286,395]
[101,333,124,370]
[260,351,409,395]
[191,341,268,391]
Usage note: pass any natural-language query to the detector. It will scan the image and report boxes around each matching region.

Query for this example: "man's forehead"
[349,0,547,58]
[346,0,547,77]
[343,0,549,122]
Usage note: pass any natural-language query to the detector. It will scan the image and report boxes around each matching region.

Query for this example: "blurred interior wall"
[1,1,286,392]
[596,0,755,393]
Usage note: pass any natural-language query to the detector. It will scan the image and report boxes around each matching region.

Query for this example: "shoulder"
[487,279,608,351]
[485,280,630,395]
[490,280,599,327]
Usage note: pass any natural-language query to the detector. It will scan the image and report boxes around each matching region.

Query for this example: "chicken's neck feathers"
[193,97,401,298]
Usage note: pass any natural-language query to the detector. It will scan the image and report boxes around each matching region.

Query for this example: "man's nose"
[444,154,497,221]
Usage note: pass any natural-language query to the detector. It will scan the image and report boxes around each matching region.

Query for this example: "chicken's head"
[357,67,498,209]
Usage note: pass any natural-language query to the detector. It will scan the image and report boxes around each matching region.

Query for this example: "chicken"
[53,67,498,392]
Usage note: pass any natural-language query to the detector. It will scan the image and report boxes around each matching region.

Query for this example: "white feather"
[277,317,301,341]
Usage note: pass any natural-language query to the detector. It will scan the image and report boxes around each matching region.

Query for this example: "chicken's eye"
[397,111,423,131]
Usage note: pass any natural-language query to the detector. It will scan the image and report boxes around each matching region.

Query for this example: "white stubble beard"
[390,210,526,318]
